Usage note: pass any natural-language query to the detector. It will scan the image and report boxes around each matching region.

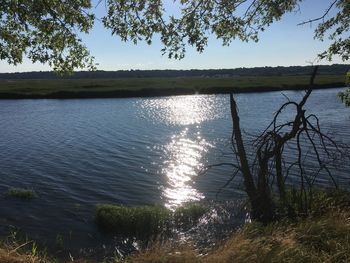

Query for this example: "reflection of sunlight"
[139,95,220,209]
[162,129,212,209]
[139,95,222,125]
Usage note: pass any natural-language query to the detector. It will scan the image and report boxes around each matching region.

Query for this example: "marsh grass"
[0,75,345,98]
[95,202,209,239]
[174,202,209,229]
[96,204,172,239]
[274,187,350,219]
[7,188,37,200]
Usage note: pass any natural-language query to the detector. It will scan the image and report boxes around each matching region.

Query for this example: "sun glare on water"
[140,95,222,209]
[162,128,212,209]
[139,95,222,126]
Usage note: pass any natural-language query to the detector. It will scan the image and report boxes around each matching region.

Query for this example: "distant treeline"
[1,64,349,80]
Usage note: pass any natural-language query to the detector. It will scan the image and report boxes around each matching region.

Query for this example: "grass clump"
[95,202,209,239]
[7,188,37,200]
[96,204,172,239]
[174,202,209,228]
[275,187,350,219]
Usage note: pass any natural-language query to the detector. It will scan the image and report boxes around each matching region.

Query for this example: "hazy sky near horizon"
[0,0,347,73]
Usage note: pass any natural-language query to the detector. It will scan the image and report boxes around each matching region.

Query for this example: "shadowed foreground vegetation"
[128,208,350,263]
[0,74,346,99]
[126,189,350,263]
[1,189,350,262]
[0,247,45,263]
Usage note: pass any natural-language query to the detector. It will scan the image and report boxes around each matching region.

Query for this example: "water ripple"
[0,89,348,256]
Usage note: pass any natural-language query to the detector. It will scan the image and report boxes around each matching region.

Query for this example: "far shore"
[0,75,346,99]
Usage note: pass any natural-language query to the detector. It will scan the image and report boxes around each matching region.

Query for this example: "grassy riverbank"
[0,74,346,99]
[128,209,350,263]
[1,189,349,262]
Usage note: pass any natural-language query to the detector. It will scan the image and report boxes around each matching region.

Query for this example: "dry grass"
[0,243,48,263]
[125,209,350,263]
[124,243,200,263]
[1,209,349,263]
[206,210,350,263]
[126,190,350,263]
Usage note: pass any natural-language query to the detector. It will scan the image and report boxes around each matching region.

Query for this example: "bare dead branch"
[297,0,338,26]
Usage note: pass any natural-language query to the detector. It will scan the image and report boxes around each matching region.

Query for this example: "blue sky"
[0,0,347,72]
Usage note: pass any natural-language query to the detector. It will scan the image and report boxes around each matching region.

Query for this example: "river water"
[0,88,349,258]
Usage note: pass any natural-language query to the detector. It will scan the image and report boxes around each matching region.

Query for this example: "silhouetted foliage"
[1,1,349,72]
[0,0,95,73]
[227,67,349,222]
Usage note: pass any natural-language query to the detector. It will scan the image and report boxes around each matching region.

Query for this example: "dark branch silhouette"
[203,65,349,223]
[297,0,338,26]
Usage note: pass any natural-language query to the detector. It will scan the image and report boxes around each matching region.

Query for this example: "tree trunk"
[230,94,256,199]
[275,146,286,201]
[230,94,275,222]
[256,153,276,223]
